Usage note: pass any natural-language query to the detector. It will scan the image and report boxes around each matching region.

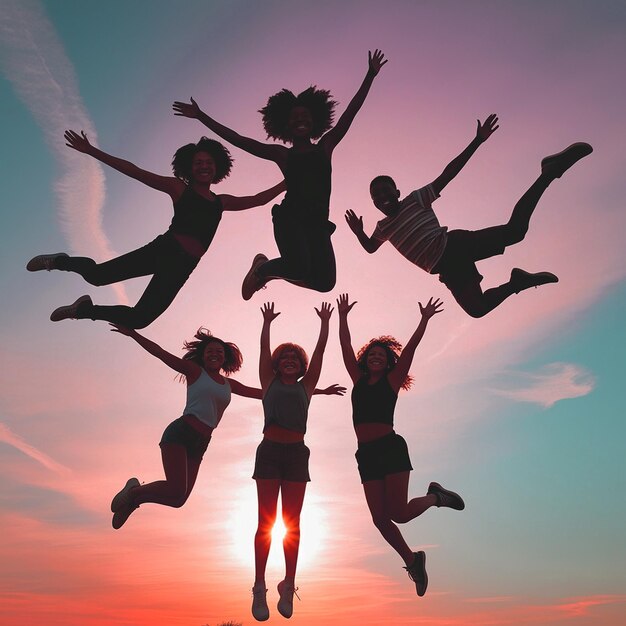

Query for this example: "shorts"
[252,439,311,482]
[355,432,413,483]
[160,417,211,460]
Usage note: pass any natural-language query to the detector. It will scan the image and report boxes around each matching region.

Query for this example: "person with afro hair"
[337,293,465,597]
[27,133,285,328]
[173,50,387,300]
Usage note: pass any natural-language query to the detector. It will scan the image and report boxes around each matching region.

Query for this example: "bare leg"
[384,471,437,524]
[254,479,281,584]
[280,481,307,582]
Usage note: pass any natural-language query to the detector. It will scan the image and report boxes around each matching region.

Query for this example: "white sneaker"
[26,252,68,271]
[277,579,299,619]
[50,295,92,322]
[251,582,269,621]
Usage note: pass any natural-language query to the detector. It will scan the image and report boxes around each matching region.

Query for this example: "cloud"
[489,362,595,408]
[0,0,126,303]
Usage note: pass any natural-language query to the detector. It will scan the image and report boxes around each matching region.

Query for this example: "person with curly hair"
[336,293,465,597]
[173,50,387,299]
[27,133,285,328]
[346,115,593,317]
[251,301,336,621]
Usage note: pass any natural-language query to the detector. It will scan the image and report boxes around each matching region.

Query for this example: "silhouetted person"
[27,133,285,327]
[173,50,387,299]
[346,116,592,317]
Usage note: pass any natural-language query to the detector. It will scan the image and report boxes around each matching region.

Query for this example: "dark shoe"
[541,142,592,179]
[50,295,92,322]
[241,254,269,301]
[112,501,139,530]
[27,252,68,271]
[277,579,300,618]
[404,551,428,597]
[251,583,270,621]
[111,477,140,512]
[510,268,558,294]
[428,482,465,510]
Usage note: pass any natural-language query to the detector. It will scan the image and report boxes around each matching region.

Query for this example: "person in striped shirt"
[346,114,592,318]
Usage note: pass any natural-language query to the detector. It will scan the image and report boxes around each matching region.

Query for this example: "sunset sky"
[1,1,625,625]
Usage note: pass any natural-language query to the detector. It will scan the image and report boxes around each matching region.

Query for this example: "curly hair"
[181,328,243,375]
[259,86,337,143]
[171,137,233,184]
[271,343,309,379]
[356,335,413,390]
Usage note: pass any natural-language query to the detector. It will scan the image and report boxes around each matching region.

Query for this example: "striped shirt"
[372,185,447,273]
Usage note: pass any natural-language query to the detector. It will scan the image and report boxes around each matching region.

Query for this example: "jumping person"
[27,132,285,327]
[345,115,593,317]
[173,50,387,299]
[336,293,464,596]
[251,302,334,621]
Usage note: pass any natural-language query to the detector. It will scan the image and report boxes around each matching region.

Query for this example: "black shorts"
[355,432,413,483]
[252,439,311,482]
[160,417,211,460]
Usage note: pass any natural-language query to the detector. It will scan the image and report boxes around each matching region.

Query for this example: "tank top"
[351,375,397,427]
[262,378,310,433]
[183,369,231,429]
[168,185,223,252]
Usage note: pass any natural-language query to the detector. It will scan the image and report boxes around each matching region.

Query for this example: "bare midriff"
[264,423,305,443]
[355,422,394,444]
[182,414,215,438]
[173,233,206,259]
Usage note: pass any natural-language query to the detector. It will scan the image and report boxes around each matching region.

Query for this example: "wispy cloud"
[489,362,595,408]
[0,0,126,303]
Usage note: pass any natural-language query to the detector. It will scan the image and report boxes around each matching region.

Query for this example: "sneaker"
[251,583,270,621]
[111,477,140,512]
[241,254,269,301]
[112,501,139,530]
[26,252,68,272]
[428,482,465,510]
[49,295,92,322]
[277,579,300,619]
[541,142,592,179]
[404,551,428,597]
[510,268,558,294]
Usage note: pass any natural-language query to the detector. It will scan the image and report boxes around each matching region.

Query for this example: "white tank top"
[183,369,231,428]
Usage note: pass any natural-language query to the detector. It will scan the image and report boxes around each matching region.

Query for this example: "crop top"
[182,369,231,429]
[351,375,397,427]
[262,378,310,434]
[168,185,223,252]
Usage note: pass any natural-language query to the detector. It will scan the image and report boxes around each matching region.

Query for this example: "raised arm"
[109,323,200,380]
[65,130,183,198]
[336,293,361,384]
[429,114,499,195]
[387,298,443,393]
[172,97,286,164]
[301,302,333,398]
[220,180,286,212]
[321,50,387,153]
[345,209,384,253]
[259,302,280,391]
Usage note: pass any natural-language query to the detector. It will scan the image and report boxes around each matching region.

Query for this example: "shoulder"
[412,185,439,206]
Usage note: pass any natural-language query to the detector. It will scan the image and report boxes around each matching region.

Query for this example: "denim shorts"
[355,432,413,483]
[252,439,311,482]
[160,417,211,460]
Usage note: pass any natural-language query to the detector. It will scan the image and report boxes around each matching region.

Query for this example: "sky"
[1,0,625,625]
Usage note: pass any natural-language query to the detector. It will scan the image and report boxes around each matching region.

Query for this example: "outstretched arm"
[259,302,280,391]
[314,384,347,396]
[301,303,333,399]
[228,378,345,400]
[429,114,499,195]
[65,130,183,198]
[321,50,387,153]
[337,293,362,384]
[109,323,199,380]
[387,298,443,393]
[345,209,384,253]
[172,97,286,165]
[220,180,286,212]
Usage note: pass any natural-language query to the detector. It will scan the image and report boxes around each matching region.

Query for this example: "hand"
[109,322,134,337]
[368,49,388,76]
[261,302,280,322]
[419,297,444,320]
[476,114,499,143]
[172,97,202,119]
[321,384,347,396]
[65,130,94,154]
[345,209,364,235]
[336,293,357,317]
[315,302,334,321]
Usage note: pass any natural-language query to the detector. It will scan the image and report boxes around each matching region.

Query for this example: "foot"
[510,268,558,294]
[26,252,68,272]
[541,142,592,179]
[111,477,140,512]
[404,551,428,597]
[241,254,269,301]
[112,501,139,530]
[251,582,270,621]
[428,482,465,510]
[49,295,92,322]
[277,579,300,619]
